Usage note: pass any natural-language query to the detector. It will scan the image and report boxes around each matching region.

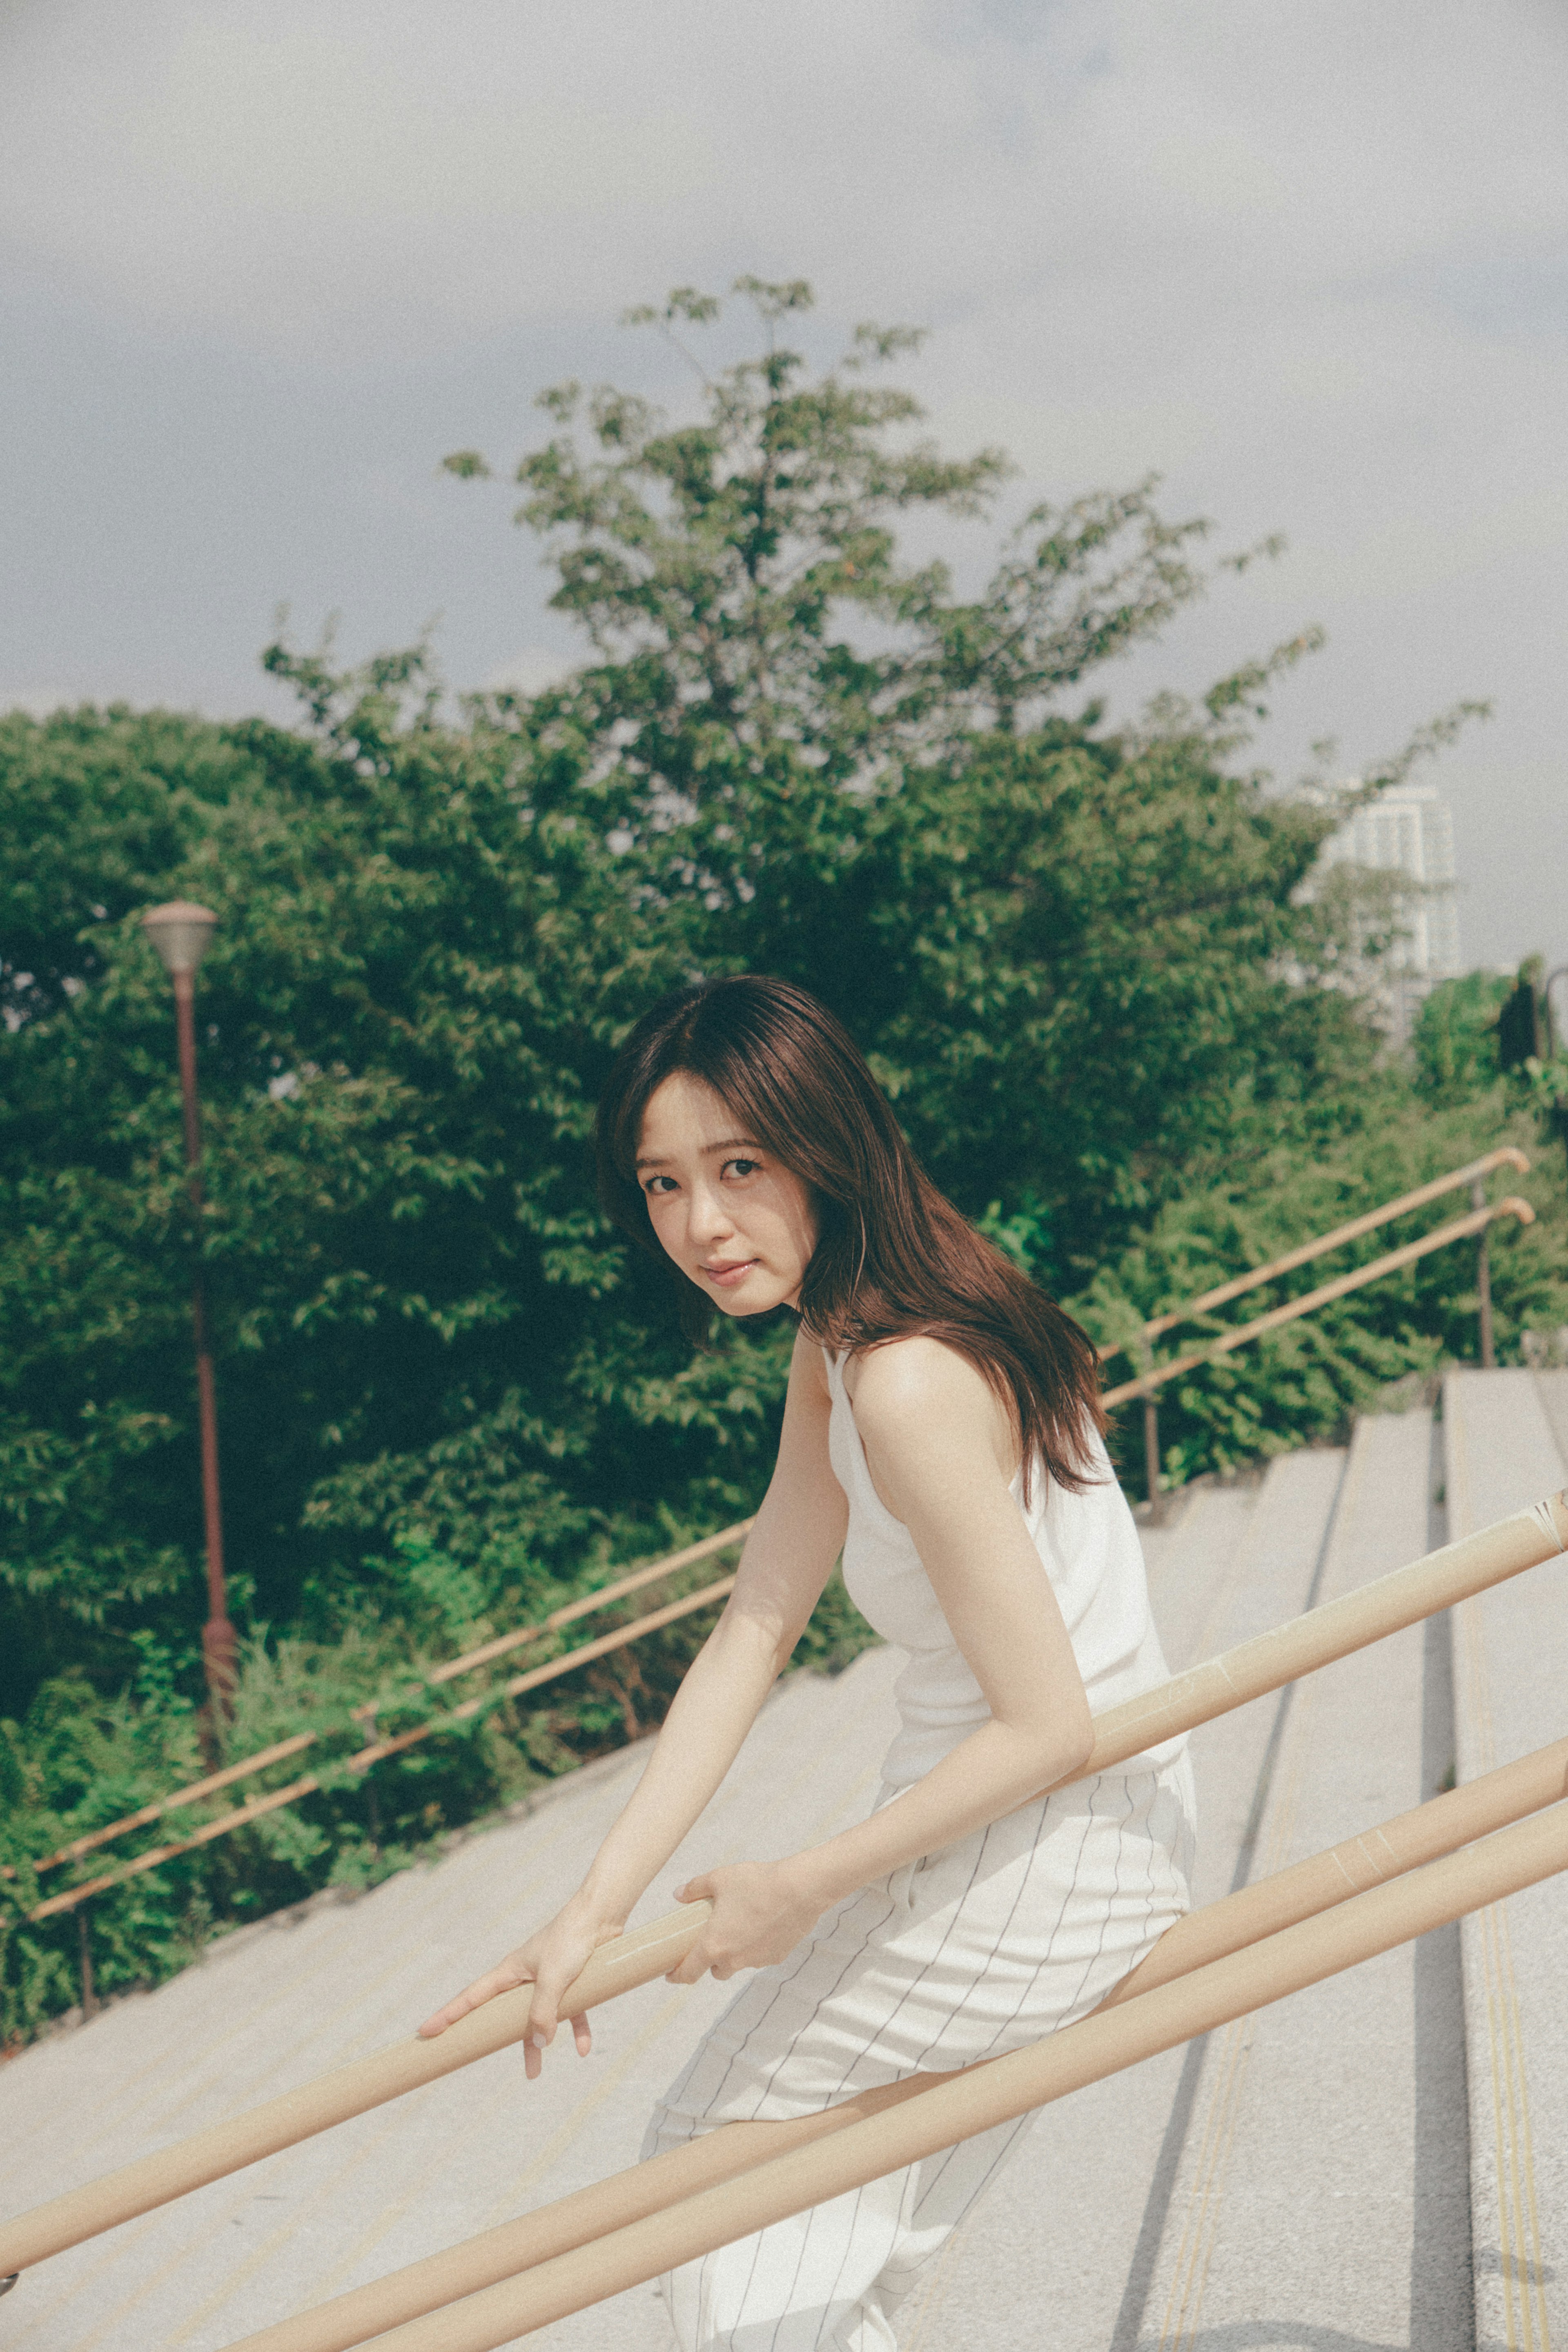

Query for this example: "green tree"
[0,682,782,1717]
[442,278,1311,829]
[1412,970,1512,1101]
[0,279,1494,1709]
[441,276,1455,1269]
[4,276,1562,2041]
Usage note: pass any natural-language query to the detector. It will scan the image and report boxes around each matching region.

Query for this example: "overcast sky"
[2,0,1564,979]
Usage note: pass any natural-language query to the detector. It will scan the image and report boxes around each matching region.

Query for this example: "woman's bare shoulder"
[843,1334,991,1426]
[844,1335,1020,1497]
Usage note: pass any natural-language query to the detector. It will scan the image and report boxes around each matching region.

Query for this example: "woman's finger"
[665,1936,716,1988]
[524,1957,583,2052]
[519,1973,571,2080]
[418,1961,530,2040]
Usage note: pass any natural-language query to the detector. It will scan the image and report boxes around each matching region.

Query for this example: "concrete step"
[1140,1476,1265,1678]
[1444,1367,1568,2352]
[1532,1364,1568,1469]
[1132,1408,1470,2350]
[897,1445,1350,2350]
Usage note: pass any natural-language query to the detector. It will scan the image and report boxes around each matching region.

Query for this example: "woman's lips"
[702,1258,759,1288]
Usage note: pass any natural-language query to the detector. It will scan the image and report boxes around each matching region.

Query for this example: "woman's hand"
[417,1893,625,2081]
[666,1859,825,1984]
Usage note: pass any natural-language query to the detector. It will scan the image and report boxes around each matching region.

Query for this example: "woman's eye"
[644,1175,679,1197]
[724,1159,760,1179]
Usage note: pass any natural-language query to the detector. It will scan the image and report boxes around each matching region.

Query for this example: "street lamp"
[141,900,236,1715]
[1543,968,1568,1059]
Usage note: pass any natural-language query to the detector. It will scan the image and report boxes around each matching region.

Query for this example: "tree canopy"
[2,277,1563,2038]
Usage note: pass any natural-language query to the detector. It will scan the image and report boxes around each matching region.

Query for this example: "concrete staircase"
[4,1371,1566,2350]
[1446,1369,1568,2352]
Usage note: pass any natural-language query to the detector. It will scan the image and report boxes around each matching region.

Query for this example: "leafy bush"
[1,1512,873,2046]
[1078,1095,1567,1490]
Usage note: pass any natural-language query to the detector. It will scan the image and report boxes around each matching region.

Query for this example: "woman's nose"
[687,1184,734,1243]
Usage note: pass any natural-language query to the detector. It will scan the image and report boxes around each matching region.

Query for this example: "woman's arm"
[668,1336,1094,1985]
[417,1325,848,2062]
[569,1333,847,1921]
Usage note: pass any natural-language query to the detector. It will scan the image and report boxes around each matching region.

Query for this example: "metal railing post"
[77,1905,98,2020]
[1472,1179,1496,1369]
[1143,1396,1161,1518]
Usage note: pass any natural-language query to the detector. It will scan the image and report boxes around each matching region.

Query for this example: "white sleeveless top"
[824,1348,1183,1789]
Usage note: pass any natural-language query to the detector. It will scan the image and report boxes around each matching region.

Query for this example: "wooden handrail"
[1102,1195,1535,1407]
[3,1490,1561,2278]
[16,1521,756,1884]
[215,1734,1568,2352]
[27,1574,741,1920]
[15,1185,1542,1900]
[219,1801,1568,2352]
[1100,1144,1530,1360]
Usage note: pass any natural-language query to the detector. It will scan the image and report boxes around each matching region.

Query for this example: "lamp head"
[141,900,218,978]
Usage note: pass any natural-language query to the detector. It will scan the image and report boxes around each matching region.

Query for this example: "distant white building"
[1316,781,1463,1039]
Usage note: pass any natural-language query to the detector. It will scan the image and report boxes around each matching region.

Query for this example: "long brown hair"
[596,975,1106,1496]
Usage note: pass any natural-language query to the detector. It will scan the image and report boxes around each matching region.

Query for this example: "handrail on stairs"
[3,1491,1564,2346]
[18,1554,757,1924]
[1097,1145,1531,1362]
[1103,1195,1535,1410]
[1101,1146,1535,1509]
[12,1518,757,1894]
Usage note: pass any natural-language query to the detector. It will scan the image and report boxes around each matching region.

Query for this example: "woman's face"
[635,1072,818,1316]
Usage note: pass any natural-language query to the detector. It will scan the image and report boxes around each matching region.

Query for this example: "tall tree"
[441,277,1380,1261]
[0,277,1497,1716]
[441,278,1287,833]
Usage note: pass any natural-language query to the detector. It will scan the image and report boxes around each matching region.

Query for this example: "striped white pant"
[643,1752,1196,2351]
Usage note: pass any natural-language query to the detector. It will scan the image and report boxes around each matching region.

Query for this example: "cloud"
[0,0,1564,964]
[0,687,91,721]
[3,1,1562,354]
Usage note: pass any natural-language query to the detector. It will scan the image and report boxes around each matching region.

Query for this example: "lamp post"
[1542,967,1568,1057]
[141,900,236,1714]
[1470,1178,1496,1369]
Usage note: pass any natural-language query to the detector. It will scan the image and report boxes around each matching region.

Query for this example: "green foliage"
[452,277,1321,814]
[0,687,776,1707]
[733,722,1377,1265]
[0,1635,207,2042]
[3,275,1557,2038]
[1079,1097,1568,1491]
[1414,971,1511,1101]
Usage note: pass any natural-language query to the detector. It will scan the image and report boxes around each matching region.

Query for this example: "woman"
[421,975,1194,2351]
